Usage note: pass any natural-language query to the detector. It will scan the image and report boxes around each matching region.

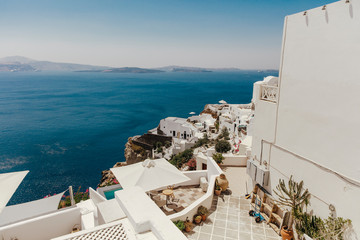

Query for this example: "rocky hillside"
[124,137,152,165]
[98,137,151,187]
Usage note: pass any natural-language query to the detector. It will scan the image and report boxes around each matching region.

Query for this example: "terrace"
[150,185,206,215]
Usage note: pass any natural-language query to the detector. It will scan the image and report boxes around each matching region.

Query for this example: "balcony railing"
[260,85,278,103]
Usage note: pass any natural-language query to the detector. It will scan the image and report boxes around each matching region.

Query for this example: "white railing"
[260,85,278,103]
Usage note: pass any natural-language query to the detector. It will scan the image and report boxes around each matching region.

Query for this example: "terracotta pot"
[194,217,202,224]
[201,215,207,221]
[185,226,191,232]
[280,226,294,240]
[215,187,222,196]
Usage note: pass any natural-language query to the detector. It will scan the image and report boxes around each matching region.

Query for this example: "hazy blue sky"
[0,0,336,69]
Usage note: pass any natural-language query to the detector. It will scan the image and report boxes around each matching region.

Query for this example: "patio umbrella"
[110,159,191,192]
[0,170,29,214]
[219,100,227,104]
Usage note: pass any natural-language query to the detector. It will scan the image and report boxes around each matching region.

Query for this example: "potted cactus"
[194,214,202,224]
[274,176,310,240]
[173,220,185,231]
[184,217,193,232]
[215,184,222,196]
[197,205,209,221]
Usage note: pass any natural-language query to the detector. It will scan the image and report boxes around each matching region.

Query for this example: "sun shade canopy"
[110,159,191,192]
[0,170,28,214]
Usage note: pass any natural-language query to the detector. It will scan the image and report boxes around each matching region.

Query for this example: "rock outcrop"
[98,162,127,187]
[124,137,152,165]
[98,137,152,187]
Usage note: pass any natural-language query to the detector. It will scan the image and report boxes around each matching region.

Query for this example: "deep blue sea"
[0,71,277,205]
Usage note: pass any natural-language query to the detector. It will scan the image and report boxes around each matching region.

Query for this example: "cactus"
[273,175,310,229]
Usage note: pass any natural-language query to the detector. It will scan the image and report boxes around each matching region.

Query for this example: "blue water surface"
[0,71,277,204]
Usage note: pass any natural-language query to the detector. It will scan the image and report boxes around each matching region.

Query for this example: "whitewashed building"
[249,0,360,236]
[159,117,198,140]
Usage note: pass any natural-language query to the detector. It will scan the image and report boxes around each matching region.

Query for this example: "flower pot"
[185,226,191,232]
[194,217,202,224]
[215,189,221,196]
[280,226,294,240]
[201,214,207,221]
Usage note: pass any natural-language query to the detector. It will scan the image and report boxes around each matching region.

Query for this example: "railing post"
[69,186,75,206]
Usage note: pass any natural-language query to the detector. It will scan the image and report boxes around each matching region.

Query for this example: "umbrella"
[110,159,191,192]
[219,100,227,104]
[0,170,28,214]
[189,112,196,115]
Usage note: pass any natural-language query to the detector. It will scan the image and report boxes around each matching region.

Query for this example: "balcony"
[260,85,278,103]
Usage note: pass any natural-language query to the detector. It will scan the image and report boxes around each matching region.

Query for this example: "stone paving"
[184,195,281,240]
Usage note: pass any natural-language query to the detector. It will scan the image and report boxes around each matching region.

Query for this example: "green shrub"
[169,149,194,169]
[155,141,162,149]
[131,142,145,155]
[193,133,209,148]
[212,153,224,164]
[215,140,231,153]
[221,127,229,139]
[156,147,163,153]
[165,141,171,148]
[173,220,185,231]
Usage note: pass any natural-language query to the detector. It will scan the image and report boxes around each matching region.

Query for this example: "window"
[170,131,172,133]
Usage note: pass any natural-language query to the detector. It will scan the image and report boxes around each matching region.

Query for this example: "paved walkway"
[221,167,248,197]
[184,195,281,240]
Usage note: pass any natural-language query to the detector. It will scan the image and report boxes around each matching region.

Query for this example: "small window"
[187,134,189,137]
[181,134,183,136]
[164,126,165,128]
[170,131,172,133]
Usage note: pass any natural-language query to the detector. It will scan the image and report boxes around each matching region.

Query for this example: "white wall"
[252,81,278,164]
[222,155,247,167]
[250,0,360,236]
[276,0,360,182]
[0,208,81,240]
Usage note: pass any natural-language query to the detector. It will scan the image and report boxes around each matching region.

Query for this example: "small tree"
[215,140,231,153]
[221,127,229,139]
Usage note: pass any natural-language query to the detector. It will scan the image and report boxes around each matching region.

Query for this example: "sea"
[0,70,277,205]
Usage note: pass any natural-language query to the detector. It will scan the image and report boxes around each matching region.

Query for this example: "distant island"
[76,67,164,74]
[0,56,278,73]
[0,56,107,72]
[171,68,212,73]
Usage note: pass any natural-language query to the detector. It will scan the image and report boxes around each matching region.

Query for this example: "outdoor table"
[162,189,173,205]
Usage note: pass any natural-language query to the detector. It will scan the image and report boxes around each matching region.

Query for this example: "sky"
[0,0,336,69]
